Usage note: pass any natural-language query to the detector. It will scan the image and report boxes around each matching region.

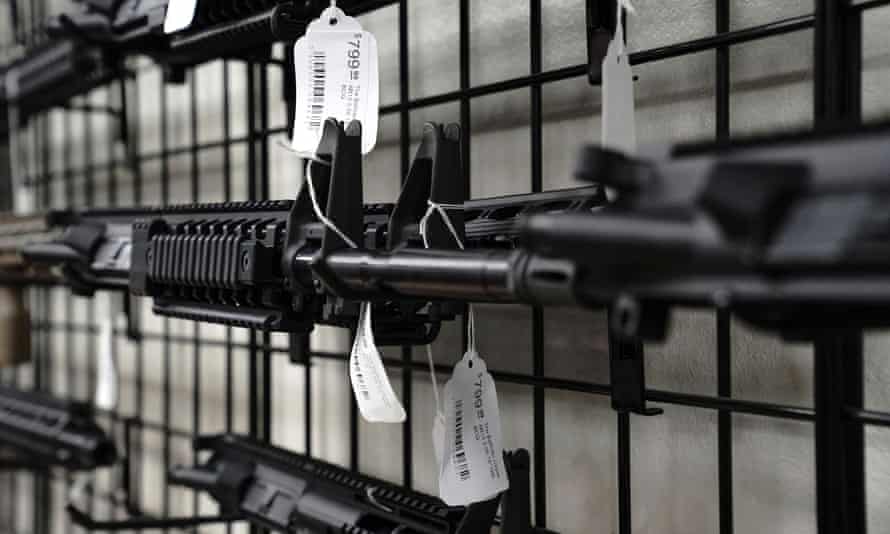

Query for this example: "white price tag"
[601,0,636,155]
[349,302,406,423]
[438,351,509,506]
[291,6,379,154]
[163,0,198,34]
[94,315,118,410]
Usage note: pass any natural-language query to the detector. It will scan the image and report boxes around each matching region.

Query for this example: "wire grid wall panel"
[3,1,890,533]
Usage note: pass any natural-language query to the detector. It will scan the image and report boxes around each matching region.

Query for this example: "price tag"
[438,351,509,506]
[94,315,118,410]
[349,302,406,423]
[163,0,198,34]
[601,0,636,155]
[291,6,379,155]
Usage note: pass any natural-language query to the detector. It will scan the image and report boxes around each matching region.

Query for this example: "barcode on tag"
[453,399,470,481]
[353,356,371,401]
[307,50,327,131]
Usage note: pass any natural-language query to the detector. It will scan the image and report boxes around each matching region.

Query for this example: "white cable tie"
[419,200,465,250]
[426,344,441,411]
[305,160,358,249]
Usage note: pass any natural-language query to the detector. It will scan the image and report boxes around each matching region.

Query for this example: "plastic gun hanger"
[290,120,469,346]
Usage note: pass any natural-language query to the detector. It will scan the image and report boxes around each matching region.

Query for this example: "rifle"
[13,119,890,344]
[44,0,405,81]
[11,120,604,346]
[11,119,890,344]
[164,434,535,534]
[518,121,890,340]
[0,38,125,143]
[66,433,542,533]
[282,121,890,343]
[0,385,117,470]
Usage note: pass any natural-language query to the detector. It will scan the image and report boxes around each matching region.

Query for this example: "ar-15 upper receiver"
[0,386,117,470]
[166,434,537,534]
[18,118,887,343]
[12,120,603,345]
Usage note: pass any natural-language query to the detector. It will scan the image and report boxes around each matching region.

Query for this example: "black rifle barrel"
[310,248,519,302]
[310,248,582,307]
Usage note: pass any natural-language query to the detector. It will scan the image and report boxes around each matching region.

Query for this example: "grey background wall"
[3,0,890,533]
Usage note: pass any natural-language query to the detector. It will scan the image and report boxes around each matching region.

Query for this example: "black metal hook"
[388,122,465,250]
[66,503,241,530]
[459,449,557,534]
[608,303,664,417]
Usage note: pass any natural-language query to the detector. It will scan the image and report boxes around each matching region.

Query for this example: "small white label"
[94,316,118,410]
[163,0,198,34]
[349,302,406,423]
[601,2,636,155]
[291,6,379,155]
[438,351,509,506]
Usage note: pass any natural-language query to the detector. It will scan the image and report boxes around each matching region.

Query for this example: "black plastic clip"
[455,449,534,534]
[487,449,557,534]
[574,144,652,201]
[122,292,141,341]
[284,118,364,298]
[388,122,465,250]
[586,0,619,85]
[608,305,663,416]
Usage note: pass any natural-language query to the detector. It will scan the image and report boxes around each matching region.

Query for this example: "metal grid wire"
[3,1,890,533]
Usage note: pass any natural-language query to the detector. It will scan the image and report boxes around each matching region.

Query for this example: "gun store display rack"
[3,1,890,534]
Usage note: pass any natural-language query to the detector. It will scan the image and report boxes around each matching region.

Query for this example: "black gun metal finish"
[0,38,124,133]
[166,434,535,534]
[16,121,890,340]
[0,386,117,470]
[13,121,604,344]
[521,123,890,339]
